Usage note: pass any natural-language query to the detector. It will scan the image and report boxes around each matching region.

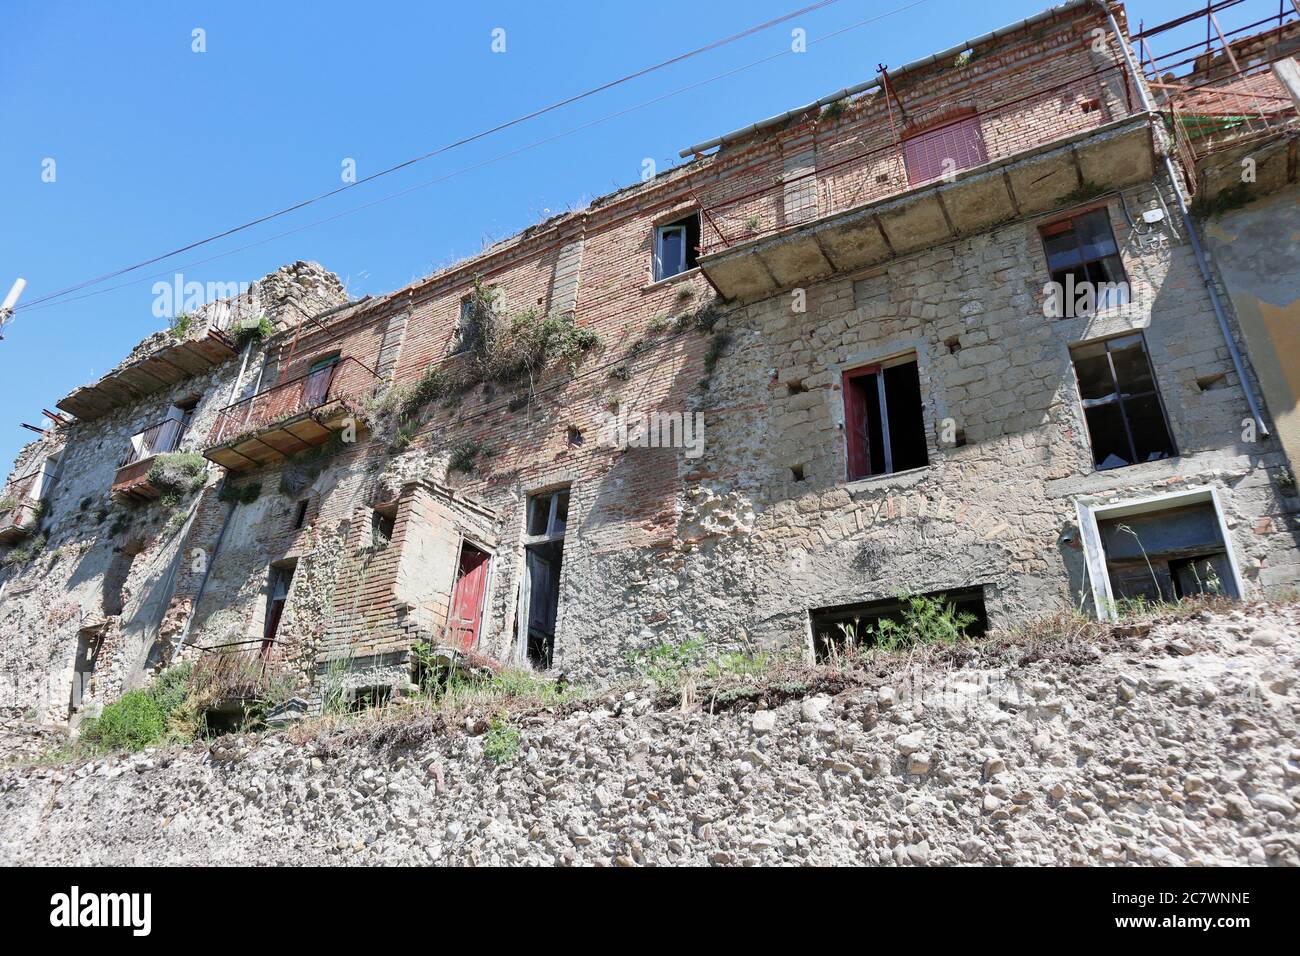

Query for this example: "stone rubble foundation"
[2,604,1297,866]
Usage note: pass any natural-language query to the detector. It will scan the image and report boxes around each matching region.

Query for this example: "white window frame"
[1075,485,1245,621]
[654,224,688,281]
[523,488,569,545]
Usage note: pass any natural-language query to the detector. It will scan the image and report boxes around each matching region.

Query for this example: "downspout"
[171,491,236,664]
[173,338,254,663]
[1095,0,1269,437]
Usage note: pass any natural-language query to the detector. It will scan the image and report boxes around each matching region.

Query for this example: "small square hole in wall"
[791,464,806,482]
[567,426,584,447]
[952,428,967,448]
[1196,371,1228,392]
[945,335,962,355]
[786,379,808,396]
[1079,96,1101,113]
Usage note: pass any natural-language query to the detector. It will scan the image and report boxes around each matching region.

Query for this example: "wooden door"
[303,356,338,408]
[447,544,490,649]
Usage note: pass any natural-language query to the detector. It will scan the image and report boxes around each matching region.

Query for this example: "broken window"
[1041,209,1128,311]
[1070,334,1175,470]
[451,296,478,354]
[653,213,700,281]
[843,357,928,480]
[903,114,987,185]
[522,488,570,669]
[263,562,296,656]
[811,587,988,662]
[1097,503,1237,604]
[371,506,396,548]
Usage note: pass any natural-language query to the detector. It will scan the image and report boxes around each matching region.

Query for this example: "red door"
[447,544,490,649]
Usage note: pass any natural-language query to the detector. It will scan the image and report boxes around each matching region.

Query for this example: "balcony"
[695,61,1157,302]
[56,318,236,422]
[203,357,378,472]
[0,499,41,544]
[1137,6,1299,200]
[111,418,188,500]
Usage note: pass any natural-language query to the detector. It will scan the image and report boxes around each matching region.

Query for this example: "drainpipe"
[1095,0,1270,438]
[171,494,236,664]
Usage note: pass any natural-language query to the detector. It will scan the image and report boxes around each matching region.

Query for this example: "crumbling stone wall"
[3,603,1297,866]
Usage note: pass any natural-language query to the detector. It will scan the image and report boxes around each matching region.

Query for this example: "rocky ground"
[1,603,1298,866]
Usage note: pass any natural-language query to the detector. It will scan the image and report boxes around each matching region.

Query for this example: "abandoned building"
[2,0,1299,727]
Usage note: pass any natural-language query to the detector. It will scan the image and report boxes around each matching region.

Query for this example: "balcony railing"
[1137,5,1299,174]
[207,356,378,450]
[696,60,1137,256]
[120,418,186,468]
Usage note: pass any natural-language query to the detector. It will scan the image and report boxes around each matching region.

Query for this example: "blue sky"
[0,0,1204,468]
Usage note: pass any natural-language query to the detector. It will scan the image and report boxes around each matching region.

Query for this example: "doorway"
[447,541,491,650]
[520,488,569,669]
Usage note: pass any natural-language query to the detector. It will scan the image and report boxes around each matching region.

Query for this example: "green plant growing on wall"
[146,452,207,497]
[399,365,457,424]
[217,481,262,505]
[626,637,707,689]
[1189,181,1253,219]
[169,312,195,339]
[232,315,274,349]
[3,532,46,568]
[1061,180,1107,206]
[820,97,850,120]
[447,439,490,474]
[0,495,16,516]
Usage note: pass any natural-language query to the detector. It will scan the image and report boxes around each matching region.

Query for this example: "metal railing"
[207,356,377,447]
[119,418,187,468]
[695,59,1137,256]
[1136,3,1299,173]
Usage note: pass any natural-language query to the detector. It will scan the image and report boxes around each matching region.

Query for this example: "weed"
[169,312,195,339]
[627,637,707,689]
[1189,181,1253,219]
[820,97,850,120]
[447,438,489,474]
[1061,180,1107,206]
[146,453,207,498]
[483,714,520,765]
[859,593,977,653]
[217,481,262,505]
[232,315,273,349]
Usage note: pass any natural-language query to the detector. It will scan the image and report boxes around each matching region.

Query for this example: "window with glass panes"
[1070,333,1176,470]
[1041,209,1129,311]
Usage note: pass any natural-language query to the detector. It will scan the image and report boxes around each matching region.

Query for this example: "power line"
[15,0,845,313]
[16,0,932,316]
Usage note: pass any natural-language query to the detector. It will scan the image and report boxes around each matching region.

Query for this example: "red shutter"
[843,367,878,480]
[903,116,987,186]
